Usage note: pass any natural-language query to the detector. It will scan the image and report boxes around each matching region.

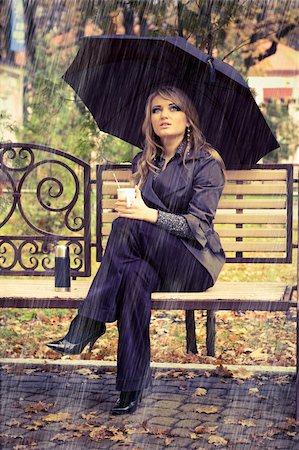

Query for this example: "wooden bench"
[0,143,298,419]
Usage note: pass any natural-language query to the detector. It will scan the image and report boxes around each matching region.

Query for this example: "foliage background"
[0,0,296,163]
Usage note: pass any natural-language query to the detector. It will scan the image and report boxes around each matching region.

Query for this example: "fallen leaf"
[154,369,196,380]
[81,411,97,421]
[210,364,234,378]
[239,419,256,427]
[224,417,238,425]
[196,405,218,414]
[6,419,22,427]
[231,367,253,380]
[208,435,228,446]
[76,368,94,376]
[24,401,54,413]
[42,412,72,422]
[22,421,44,431]
[165,437,174,445]
[248,387,259,395]
[190,432,202,439]
[193,387,207,396]
[89,426,127,442]
[51,431,82,441]
[62,423,87,434]
[194,425,218,434]
[250,348,268,360]
[125,426,147,435]
[12,445,38,450]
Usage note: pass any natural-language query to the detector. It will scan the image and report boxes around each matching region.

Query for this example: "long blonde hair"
[133,86,225,187]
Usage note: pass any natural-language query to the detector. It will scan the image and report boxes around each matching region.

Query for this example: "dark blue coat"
[132,149,225,283]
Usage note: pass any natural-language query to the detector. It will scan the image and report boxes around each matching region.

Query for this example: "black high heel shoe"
[111,390,143,415]
[46,315,106,355]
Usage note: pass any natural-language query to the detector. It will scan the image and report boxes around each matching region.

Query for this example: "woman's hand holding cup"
[115,186,158,223]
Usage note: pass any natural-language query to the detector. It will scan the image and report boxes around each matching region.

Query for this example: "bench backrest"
[98,164,294,264]
[0,143,295,277]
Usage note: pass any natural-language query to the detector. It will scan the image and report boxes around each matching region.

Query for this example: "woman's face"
[150,95,189,143]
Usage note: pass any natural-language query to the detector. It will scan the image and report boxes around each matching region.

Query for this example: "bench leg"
[185,310,198,354]
[206,311,216,357]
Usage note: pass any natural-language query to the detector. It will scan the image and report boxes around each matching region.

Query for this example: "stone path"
[0,362,298,449]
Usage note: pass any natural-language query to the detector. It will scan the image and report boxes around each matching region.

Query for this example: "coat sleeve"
[182,154,225,251]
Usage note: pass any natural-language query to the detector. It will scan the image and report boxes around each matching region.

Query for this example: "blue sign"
[10,0,25,52]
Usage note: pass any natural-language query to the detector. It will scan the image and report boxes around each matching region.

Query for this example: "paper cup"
[117,188,136,207]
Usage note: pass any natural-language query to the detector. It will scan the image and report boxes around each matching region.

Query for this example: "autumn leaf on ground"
[194,425,218,434]
[89,426,127,442]
[62,423,87,434]
[190,432,204,439]
[125,426,148,435]
[239,419,256,427]
[12,444,38,450]
[51,431,83,441]
[231,367,253,380]
[250,348,268,361]
[248,387,259,395]
[274,375,294,386]
[145,426,173,439]
[208,364,233,378]
[76,368,94,376]
[208,435,228,446]
[24,401,54,413]
[6,419,22,427]
[286,417,299,426]
[22,421,44,431]
[23,369,37,375]
[42,412,72,422]
[193,387,207,396]
[224,417,238,425]
[196,405,218,414]
[81,411,97,421]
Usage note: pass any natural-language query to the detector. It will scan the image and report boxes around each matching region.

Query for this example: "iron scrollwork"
[0,143,91,276]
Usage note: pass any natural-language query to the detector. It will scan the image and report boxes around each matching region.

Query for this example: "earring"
[186,126,191,144]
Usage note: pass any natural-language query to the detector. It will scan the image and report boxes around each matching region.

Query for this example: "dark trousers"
[79,217,213,391]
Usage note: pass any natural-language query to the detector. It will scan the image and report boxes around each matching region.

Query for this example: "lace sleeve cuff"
[156,210,194,240]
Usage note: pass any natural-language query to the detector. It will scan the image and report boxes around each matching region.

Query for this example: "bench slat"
[102,198,287,210]
[215,228,286,238]
[100,238,286,253]
[221,242,286,252]
[0,280,295,311]
[226,170,287,181]
[102,169,288,182]
[222,184,287,195]
[102,226,287,238]
[102,183,288,196]
[102,211,287,224]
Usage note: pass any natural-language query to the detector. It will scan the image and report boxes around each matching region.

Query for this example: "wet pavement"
[0,361,298,449]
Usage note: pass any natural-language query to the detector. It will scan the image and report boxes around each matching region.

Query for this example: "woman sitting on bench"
[47,86,225,415]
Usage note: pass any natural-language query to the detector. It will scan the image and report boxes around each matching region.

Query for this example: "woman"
[47,86,225,415]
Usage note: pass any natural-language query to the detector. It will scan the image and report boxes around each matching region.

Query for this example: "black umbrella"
[63,35,279,169]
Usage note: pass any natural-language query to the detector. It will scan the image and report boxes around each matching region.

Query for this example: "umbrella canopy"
[63,35,279,169]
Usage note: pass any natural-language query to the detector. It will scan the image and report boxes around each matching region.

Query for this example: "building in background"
[248,40,299,162]
[248,41,299,119]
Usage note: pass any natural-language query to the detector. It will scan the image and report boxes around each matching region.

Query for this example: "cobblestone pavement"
[0,362,298,449]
